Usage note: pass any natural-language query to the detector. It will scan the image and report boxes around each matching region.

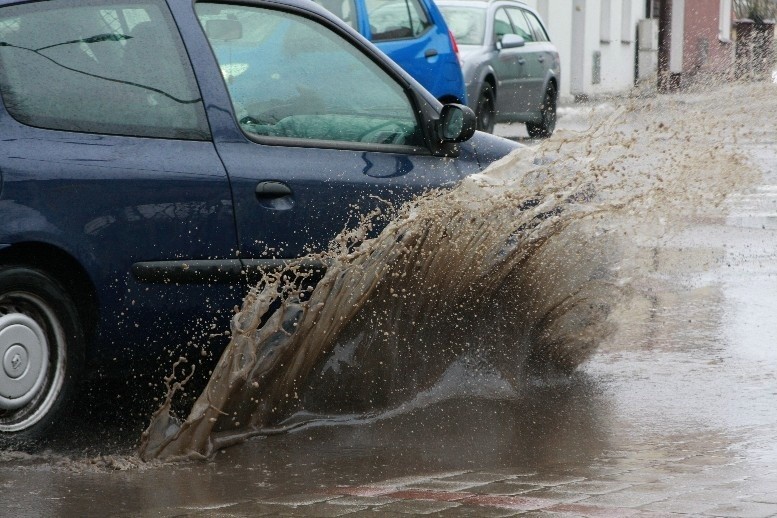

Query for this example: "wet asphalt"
[2,85,777,517]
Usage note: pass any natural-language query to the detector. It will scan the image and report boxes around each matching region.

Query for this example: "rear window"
[366,0,432,41]
[310,0,359,30]
[438,5,486,45]
[0,0,209,140]
[524,10,549,42]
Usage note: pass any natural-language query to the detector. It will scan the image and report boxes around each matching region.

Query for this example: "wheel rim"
[477,89,495,132]
[0,292,66,433]
[543,88,557,133]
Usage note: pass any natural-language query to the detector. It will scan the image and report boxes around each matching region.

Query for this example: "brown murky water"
[138,81,750,461]
[2,82,777,517]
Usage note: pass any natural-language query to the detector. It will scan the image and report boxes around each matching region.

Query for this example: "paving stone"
[438,472,512,485]
[598,468,677,484]
[386,489,473,502]
[517,475,588,487]
[675,487,758,506]
[480,468,538,478]
[373,471,469,487]
[437,505,522,517]
[465,481,545,495]
[587,466,638,478]
[749,493,777,504]
[459,494,556,511]
[259,494,338,506]
[406,479,484,492]
[376,499,461,514]
[326,495,401,506]
[554,480,634,495]
[275,502,368,517]
[203,502,296,517]
[330,486,401,497]
[369,475,439,489]
[577,490,668,508]
[343,511,406,518]
[544,502,642,517]
[518,488,593,503]
[738,479,777,497]
[678,455,735,467]
[625,482,683,495]
[702,501,777,518]
[664,473,750,493]
[633,512,691,518]
[642,497,717,515]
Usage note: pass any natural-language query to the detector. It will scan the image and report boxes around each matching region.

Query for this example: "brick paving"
[178,462,777,517]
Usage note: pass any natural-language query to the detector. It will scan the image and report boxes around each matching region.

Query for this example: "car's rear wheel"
[526,84,557,139]
[0,267,83,445]
[475,84,496,134]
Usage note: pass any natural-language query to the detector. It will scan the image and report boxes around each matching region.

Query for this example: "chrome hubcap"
[0,313,49,410]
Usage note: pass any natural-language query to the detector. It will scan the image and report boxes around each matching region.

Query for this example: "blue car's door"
[0,0,241,366]
[186,2,479,263]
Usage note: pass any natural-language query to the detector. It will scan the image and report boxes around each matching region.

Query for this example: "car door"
[490,6,526,118]
[505,6,544,112]
[188,2,478,265]
[0,0,241,366]
[523,8,557,94]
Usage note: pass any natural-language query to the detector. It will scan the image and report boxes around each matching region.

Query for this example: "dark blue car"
[0,0,517,440]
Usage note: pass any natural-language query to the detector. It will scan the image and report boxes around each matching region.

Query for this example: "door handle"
[424,48,439,58]
[537,56,545,63]
[518,58,526,65]
[255,181,292,198]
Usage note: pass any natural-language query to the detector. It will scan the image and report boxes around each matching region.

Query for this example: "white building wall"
[521,0,645,101]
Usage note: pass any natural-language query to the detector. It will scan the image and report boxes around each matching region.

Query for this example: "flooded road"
[3,83,777,517]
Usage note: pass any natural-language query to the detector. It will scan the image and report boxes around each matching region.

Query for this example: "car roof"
[435,0,532,10]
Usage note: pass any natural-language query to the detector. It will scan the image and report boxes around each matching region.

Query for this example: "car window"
[310,0,359,30]
[438,6,486,46]
[365,0,432,41]
[494,8,514,41]
[524,10,549,42]
[0,0,209,140]
[196,3,424,148]
[506,8,535,42]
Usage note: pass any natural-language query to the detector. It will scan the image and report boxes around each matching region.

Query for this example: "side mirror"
[206,19,243,41]
[436,103,476,143]
[497,33,525,50]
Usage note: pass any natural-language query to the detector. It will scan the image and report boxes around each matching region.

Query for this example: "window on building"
[600,0,612,43]
[621,0,633,42]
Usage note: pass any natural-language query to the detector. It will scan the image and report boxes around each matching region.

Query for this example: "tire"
[475,84,496,134]
[0,267,83,445]
[526,84,557,139]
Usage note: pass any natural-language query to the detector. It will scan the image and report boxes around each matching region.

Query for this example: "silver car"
[437,0,560,137]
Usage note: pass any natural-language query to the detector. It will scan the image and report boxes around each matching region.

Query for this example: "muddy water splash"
[139,84,757,461]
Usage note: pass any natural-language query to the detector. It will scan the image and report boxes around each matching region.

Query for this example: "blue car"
[0,0,517,440]
[312,0,468,104]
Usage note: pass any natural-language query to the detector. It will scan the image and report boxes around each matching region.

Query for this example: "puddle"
[137,83,763,461]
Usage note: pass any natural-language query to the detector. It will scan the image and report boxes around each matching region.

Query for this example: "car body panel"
[0,0,517,374]
[0,111,241,365]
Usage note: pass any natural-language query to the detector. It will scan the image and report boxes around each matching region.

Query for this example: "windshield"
[438,5,486,45]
